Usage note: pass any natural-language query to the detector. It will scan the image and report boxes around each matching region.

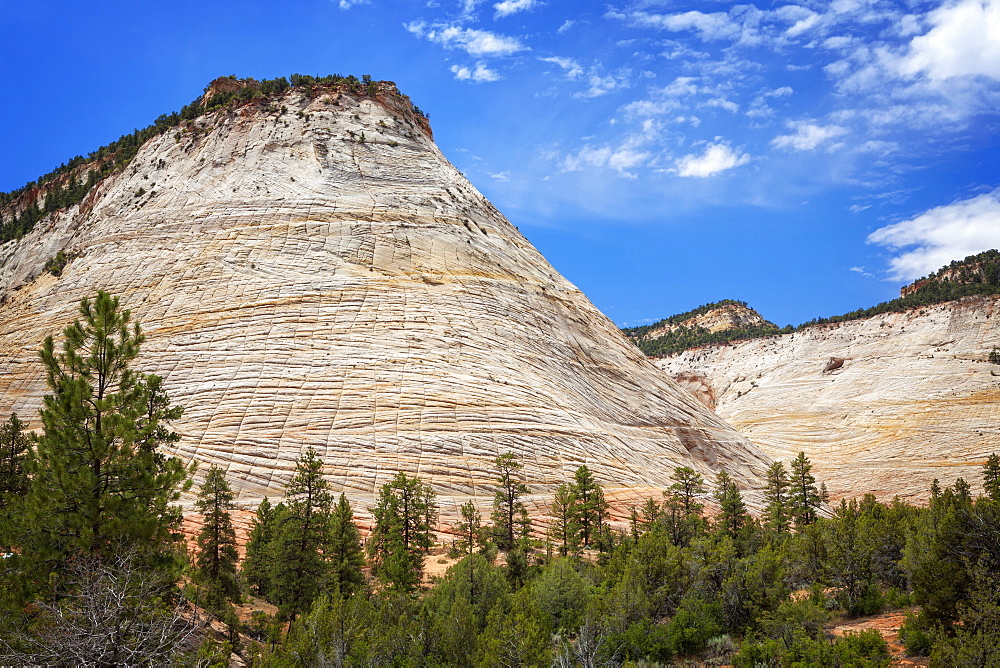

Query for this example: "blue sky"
[2,0,999,327]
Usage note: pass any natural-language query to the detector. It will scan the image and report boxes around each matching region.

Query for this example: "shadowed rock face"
[657,296,1000,502]
[0,85,771,520]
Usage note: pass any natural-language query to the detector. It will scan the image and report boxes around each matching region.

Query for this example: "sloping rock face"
[656,296,1000,502]
[0,83,771,519]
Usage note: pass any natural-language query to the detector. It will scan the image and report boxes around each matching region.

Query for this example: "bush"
[663,597,724,657]
[899,610,933,656]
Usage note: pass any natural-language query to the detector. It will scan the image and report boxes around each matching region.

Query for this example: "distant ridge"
[626,249,1000,356]
[623,300,780,357]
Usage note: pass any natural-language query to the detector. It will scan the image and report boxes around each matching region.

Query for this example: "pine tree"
[763,461,791,533]
[194,466,240,610]
[790,451,822,527]
[571,465,608,550]
[368,472,436,592]
[0,413,29,551]
[549,483,579,557]
[270,448,334,619]
[326,493,365,597]
[984,453,1000,503]
[491,452,531,551]
[242,497,278,598]
[669,466,705,517]
[22,291,191,577]
[0,413,29,503]
[713,470,748,538]
[454,500,483,556]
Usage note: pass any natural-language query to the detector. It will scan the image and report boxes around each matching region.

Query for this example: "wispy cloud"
[338,0,371,8]
[576,70,632,98]
[610,9,743,42]
[451,61,501,82]
[772,121,849,151]
[867,190,1000,280]
[561,138,653,178]
[494,0,540,19]
[674,141,750,177]
[405,21,527,57]
[539,56,583,79]
[557,19,575,34]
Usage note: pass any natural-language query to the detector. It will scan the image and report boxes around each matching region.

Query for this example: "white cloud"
[338,0,370,7]
[610,9,743,41]
[706,97,739,113]
[772,121,849,150]
[777,5,822,37]
[489,171,511,181]
[849,265,874,277]
[867,191,1000,280]
[575,70,632,98]
[451,62,501,82]
[557,19,575,34]
[405,22,527,57]
[674,142,750,177]
[561,139,652,177]
[494,0,539,18]
[897,0,1000,81]
[539,56,583,79]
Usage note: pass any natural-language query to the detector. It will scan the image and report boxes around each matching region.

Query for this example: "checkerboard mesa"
[0,76,771,522]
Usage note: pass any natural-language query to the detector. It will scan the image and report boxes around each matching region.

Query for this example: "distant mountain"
[622,300,782,357]
[626,250,1000,356]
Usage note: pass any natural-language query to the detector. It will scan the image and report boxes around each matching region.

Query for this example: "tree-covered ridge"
[627,249,1000,357]
[623,299,750,340]
[0,73,426,244]
[622,300,784,357]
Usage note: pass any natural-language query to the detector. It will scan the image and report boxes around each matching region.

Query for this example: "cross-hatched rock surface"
[0,85,771,522]
[657,296,1000,502]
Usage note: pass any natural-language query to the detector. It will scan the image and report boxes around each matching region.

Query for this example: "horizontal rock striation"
[0,85,771,521]
[657,296,1000,502]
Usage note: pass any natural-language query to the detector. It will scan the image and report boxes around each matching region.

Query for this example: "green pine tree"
[270,448,334,620]
[491,452,531,551]
[984,453,1000,503]
[790,452,822,528]
[21,291,191,580]
[549,483,579,557]
[326,492,365,597]
[713,470,748,538]
[368,472,436,592]
[0,413,30,550]
[763,461,792,533]
[0,413,29,503]
[571,465,608,550]
[194,465,240,610]
[454,500,484,556]
[242,496,278,598]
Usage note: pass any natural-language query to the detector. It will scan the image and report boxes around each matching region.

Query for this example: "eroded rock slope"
[657,296,1000,501]
[0,83,771,519]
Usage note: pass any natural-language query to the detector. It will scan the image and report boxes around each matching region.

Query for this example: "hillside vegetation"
[2,292,999,665]
[627,250,1000,357]
[623,300,785,357]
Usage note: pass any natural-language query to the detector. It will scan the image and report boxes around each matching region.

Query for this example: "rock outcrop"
[627,301,772,345]
[656,296,1000,501]
[0,81,772,520]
